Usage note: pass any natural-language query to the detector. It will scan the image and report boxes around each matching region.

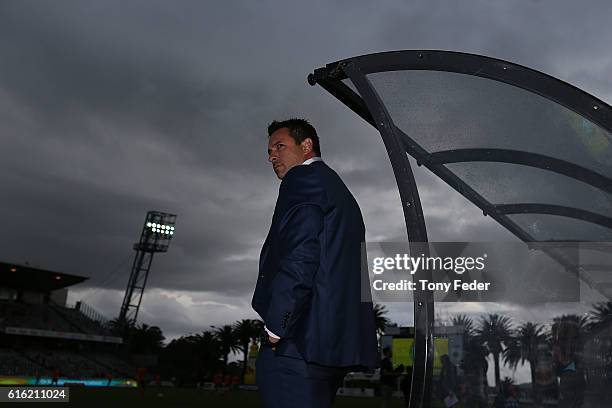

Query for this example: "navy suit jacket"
[252,160,379,369]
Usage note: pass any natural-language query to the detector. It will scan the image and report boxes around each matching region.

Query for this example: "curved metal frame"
[310,50,612,130]
[494,204,612,230]
[430,149,612,195]
[340,61,435,408]
[308,50,612,408]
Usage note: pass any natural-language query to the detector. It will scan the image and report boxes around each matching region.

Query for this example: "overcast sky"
[1,1,611,378]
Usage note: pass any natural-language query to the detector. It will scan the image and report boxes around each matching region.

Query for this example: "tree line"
[107,304,390,385]
[159,305,391,386]
[106,301,612,390]
[445,301,612,400]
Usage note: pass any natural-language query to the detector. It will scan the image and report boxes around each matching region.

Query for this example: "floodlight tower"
[118,211,177,328]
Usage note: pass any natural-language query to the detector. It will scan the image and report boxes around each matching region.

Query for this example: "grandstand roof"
[0,261,87,291]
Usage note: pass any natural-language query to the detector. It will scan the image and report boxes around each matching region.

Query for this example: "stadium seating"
[1,301,135,379]
[0,301,75,332]
[0,349,47,376]
[22,350,133,379]
[50,304,112,336]
[0,300,113,337]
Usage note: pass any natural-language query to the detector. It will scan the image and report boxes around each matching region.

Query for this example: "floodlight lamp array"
[146,222,175,236]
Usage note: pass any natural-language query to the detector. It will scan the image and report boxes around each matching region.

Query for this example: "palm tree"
[586,302,612,372]
[233,319,261,383]
[251,319,265,342]
[589,302,612,331]
[452,314,476,338]
[451,314,487,398]
[477,314,513,389]
[550,314,588,367]
[130,323,165,353]
[462,335,489,373]
[194,331,222,370]
[161,331,223,384]
[212,325,240,373]
[551,314,589,337]
[373,303,391,336]
[504,322,546,397]
[452,314,485,370]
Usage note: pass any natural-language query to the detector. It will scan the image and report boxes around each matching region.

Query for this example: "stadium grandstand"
[0,261,137,386]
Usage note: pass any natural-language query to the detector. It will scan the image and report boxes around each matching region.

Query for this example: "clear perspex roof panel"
[312,52,612,244]
[368,70,612,241]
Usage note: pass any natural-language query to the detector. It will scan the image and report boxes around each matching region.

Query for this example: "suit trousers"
[256,346,348,408]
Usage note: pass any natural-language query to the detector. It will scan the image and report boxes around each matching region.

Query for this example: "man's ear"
[301,138,313,153]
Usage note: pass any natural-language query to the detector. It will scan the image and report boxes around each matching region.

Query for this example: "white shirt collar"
[302,157,323,166]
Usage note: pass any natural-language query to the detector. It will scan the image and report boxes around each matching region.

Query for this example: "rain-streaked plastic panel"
[367,70,612,180]
[508,213,612,241]
[446,162,612,220]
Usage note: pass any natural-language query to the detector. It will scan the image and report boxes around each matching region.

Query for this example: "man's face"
[267,127,312,180]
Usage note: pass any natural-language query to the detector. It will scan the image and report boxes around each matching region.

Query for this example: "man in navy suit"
[252,118,379,408]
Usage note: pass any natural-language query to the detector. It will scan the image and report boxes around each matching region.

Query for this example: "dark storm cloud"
[0,2,275,172]
[1,0,610,336]
[376,0,612,95]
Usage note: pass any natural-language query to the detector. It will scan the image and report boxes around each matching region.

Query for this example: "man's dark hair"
[268,118,321,156]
